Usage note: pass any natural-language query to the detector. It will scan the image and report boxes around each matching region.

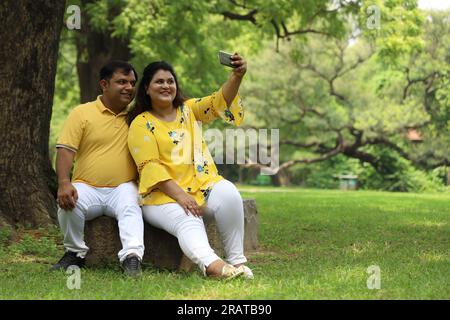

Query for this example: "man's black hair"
[99,60,138,82]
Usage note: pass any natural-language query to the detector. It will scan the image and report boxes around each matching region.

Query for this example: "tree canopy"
[50,0,449,191]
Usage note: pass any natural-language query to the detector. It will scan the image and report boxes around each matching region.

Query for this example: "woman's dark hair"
[127,61,185,125]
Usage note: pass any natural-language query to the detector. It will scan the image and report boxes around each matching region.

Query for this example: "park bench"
[84,199,259,272]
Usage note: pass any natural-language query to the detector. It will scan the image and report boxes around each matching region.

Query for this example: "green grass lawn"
[0,187,449,299]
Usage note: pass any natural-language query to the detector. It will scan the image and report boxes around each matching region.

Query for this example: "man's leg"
[107,181,144,263]
[52,183,104,270]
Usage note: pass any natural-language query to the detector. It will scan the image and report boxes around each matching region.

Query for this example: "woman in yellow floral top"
[127,56,252,279]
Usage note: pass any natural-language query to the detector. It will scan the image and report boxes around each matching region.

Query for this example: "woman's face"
[146,69,177,108]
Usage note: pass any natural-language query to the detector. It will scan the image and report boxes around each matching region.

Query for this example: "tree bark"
[76,0,131,103]
[0,1,65,227]
[270,168,291,186]
[447,167,450,186]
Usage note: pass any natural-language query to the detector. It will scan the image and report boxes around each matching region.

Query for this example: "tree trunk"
[270,168,291,186]
[0,1,65,227]
[76,0,131,103]
[447,167,450,186]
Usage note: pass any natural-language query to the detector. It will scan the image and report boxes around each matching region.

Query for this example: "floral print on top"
[127,87,244,206]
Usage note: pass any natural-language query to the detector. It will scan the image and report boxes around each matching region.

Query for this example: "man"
[50,61,144,277]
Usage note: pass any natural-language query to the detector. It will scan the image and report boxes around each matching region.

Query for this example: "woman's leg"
[205,179,247,266]
[142,203,222,274]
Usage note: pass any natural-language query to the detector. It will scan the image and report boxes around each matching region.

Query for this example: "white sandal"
[236,265,254,279]
[220,264,245,280]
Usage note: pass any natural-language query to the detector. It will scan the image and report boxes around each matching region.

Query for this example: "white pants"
[142,179,247,273]
[57,181,144,262]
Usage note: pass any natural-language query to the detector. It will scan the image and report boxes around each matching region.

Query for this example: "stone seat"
[84,199,259,272]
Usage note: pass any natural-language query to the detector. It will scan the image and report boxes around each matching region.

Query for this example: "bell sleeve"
[185,87,244,126]
[128,120,172,196]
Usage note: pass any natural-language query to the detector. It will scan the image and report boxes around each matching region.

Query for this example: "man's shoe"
[50,251,85,271]
[121,254,142,278]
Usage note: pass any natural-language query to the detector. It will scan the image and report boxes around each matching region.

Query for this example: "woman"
[127,54,253,279]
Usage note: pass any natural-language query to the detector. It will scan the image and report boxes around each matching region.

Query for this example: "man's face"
[101,70,137,106]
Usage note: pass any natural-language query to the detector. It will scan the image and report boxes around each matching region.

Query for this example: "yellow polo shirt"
[127,88,243,206]
[56,96,137,187]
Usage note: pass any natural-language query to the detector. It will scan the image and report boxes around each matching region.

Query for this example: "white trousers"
[57,181,144,262]
[142,179,247,273]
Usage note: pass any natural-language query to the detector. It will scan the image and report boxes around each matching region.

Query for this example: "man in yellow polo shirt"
[50,61,144,277]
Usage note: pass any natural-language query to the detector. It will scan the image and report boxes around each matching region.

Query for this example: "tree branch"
[221,9,258,25]
[403,68,439,101]
[281,140,321,148]
[367,137,410,160]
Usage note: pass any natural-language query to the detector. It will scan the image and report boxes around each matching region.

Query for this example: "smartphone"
[218,50,236,68]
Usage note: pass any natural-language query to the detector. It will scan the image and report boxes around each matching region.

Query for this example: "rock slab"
[84,199,259,271]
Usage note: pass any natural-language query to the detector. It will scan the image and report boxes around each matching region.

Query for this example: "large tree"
[400,10,450,172]
[0,1,66,227]
[75,0,131,103]
[241,9,449,186]
[71,0,362,102]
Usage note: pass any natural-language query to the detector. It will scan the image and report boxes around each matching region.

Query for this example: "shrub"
[8,227,60,257]
[0,227,12,247]
[290,155,361,189]
[356,148,446,192]
[289,148,446,192]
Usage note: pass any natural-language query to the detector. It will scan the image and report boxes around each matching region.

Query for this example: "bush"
[7,226,61,257]
[249,174,272,186]
[289,148,446,192]
[9,234,59,256]
[290,155,361,189]
[356,148,446,192]
[0,227,12,247]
